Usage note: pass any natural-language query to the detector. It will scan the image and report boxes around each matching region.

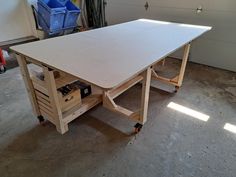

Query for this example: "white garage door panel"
[149,0,236,12]
[203,24,236,44]
[107,3,147,24]
[147,7,236,43]
[107,0,145,6]
[0,0,33,42]
[146,8,236,71]
[111,0,236,11]
[192,38,236,72]
[208,0,236,12]
[198,11,236,43]
[149,0,210,9]
[106,1,236,71]
[170,38,236,72]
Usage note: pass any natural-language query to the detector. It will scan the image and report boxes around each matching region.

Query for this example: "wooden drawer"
[58,89,81,113]
[31,70,82,115]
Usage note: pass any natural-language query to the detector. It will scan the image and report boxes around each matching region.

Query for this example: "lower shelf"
[62,94,102,124]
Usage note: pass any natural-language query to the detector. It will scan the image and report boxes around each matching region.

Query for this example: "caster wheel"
[134,123,143,133]
[174,86,180,93]
[37,115,45,124]
[0,65,6,74]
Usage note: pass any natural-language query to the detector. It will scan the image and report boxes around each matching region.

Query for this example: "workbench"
[11,19,211,134]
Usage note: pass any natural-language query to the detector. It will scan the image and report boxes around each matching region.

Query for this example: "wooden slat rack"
[16,55,102,134]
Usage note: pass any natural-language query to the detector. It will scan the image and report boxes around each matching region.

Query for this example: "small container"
[37,0,66,33]
[62,0,80,29]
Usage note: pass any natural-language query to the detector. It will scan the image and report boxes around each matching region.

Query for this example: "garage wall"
[0,0,36,42]
[106,0,236,72]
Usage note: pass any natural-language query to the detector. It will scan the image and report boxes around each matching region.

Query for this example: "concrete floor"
[0,59,236,177]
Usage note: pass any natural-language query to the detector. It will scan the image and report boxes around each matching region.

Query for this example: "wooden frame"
[12,19,211,134]
[16,53,154,133]
[16,54,41,117]
[151,43,191,91]
[15,43,191,134]
[16,54,102,134]
[103,67,151,124]
[15,42,191,134]
[43,66,68,134]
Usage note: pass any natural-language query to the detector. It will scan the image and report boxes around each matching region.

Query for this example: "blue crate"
[62,1,80,29]
[37,0,66,33]
[57,0,68,5]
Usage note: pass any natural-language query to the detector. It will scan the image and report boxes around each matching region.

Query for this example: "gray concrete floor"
[0,59,236,177]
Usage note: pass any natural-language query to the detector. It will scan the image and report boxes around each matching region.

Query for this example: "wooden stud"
[103,69,151,124]
[35,94,51,108]
[108,75,143,99]
[40,110,55,124]
[103,92,118,109]
[32,80,49,95]
[140,67,152,124]
[43,66,68,134]
[171,75,179,83]
[35,90,50,102]
[15,54,41,117]
[103,75,145,123]
[178,43,191,86]
[103,93,141,122]
[162,59,166,66]
[151,43,191,88]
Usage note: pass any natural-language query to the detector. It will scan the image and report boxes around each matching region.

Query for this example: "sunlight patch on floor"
[167,102,210,122]
[224,123,236,134]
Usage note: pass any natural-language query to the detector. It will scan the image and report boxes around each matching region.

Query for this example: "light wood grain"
[16,54,40,117]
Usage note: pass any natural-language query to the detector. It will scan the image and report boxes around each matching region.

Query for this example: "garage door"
[106,0,236,72]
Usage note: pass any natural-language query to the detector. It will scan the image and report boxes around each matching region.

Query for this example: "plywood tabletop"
[11,19,211,89]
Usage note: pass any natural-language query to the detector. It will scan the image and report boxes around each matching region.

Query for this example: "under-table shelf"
[63,94,102,124]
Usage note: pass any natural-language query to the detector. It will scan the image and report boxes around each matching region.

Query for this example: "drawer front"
[59,90,82,113]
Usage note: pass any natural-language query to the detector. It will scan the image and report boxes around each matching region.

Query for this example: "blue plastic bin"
[58,0,80,28]
[37,0,66,33]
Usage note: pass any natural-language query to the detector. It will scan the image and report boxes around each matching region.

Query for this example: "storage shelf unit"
[21,57,103,134]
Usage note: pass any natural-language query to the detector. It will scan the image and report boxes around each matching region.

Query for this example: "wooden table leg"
[133,67,152,133]
[103,67,151,123]
[177,43,191,87]
[43,66,68,134]
[15,54,41,120]
[151,43,191,92]
[140,66,152,124]
[102,67,152,133]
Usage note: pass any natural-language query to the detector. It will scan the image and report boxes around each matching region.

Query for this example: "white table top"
[11,19,211,89]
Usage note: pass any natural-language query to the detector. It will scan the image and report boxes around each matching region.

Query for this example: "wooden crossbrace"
[108,75,143,99]
[151,43,191,87]
[151,68,179,86]
[103,92,141,122]
[103,67,151,124]
[103,75,142,122]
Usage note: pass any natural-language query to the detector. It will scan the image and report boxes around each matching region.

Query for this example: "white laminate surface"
[11,19,211,89]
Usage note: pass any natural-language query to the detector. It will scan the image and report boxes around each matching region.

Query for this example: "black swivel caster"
[37,115,45,125]
[174,86,180,93]
[134,123,143,133]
